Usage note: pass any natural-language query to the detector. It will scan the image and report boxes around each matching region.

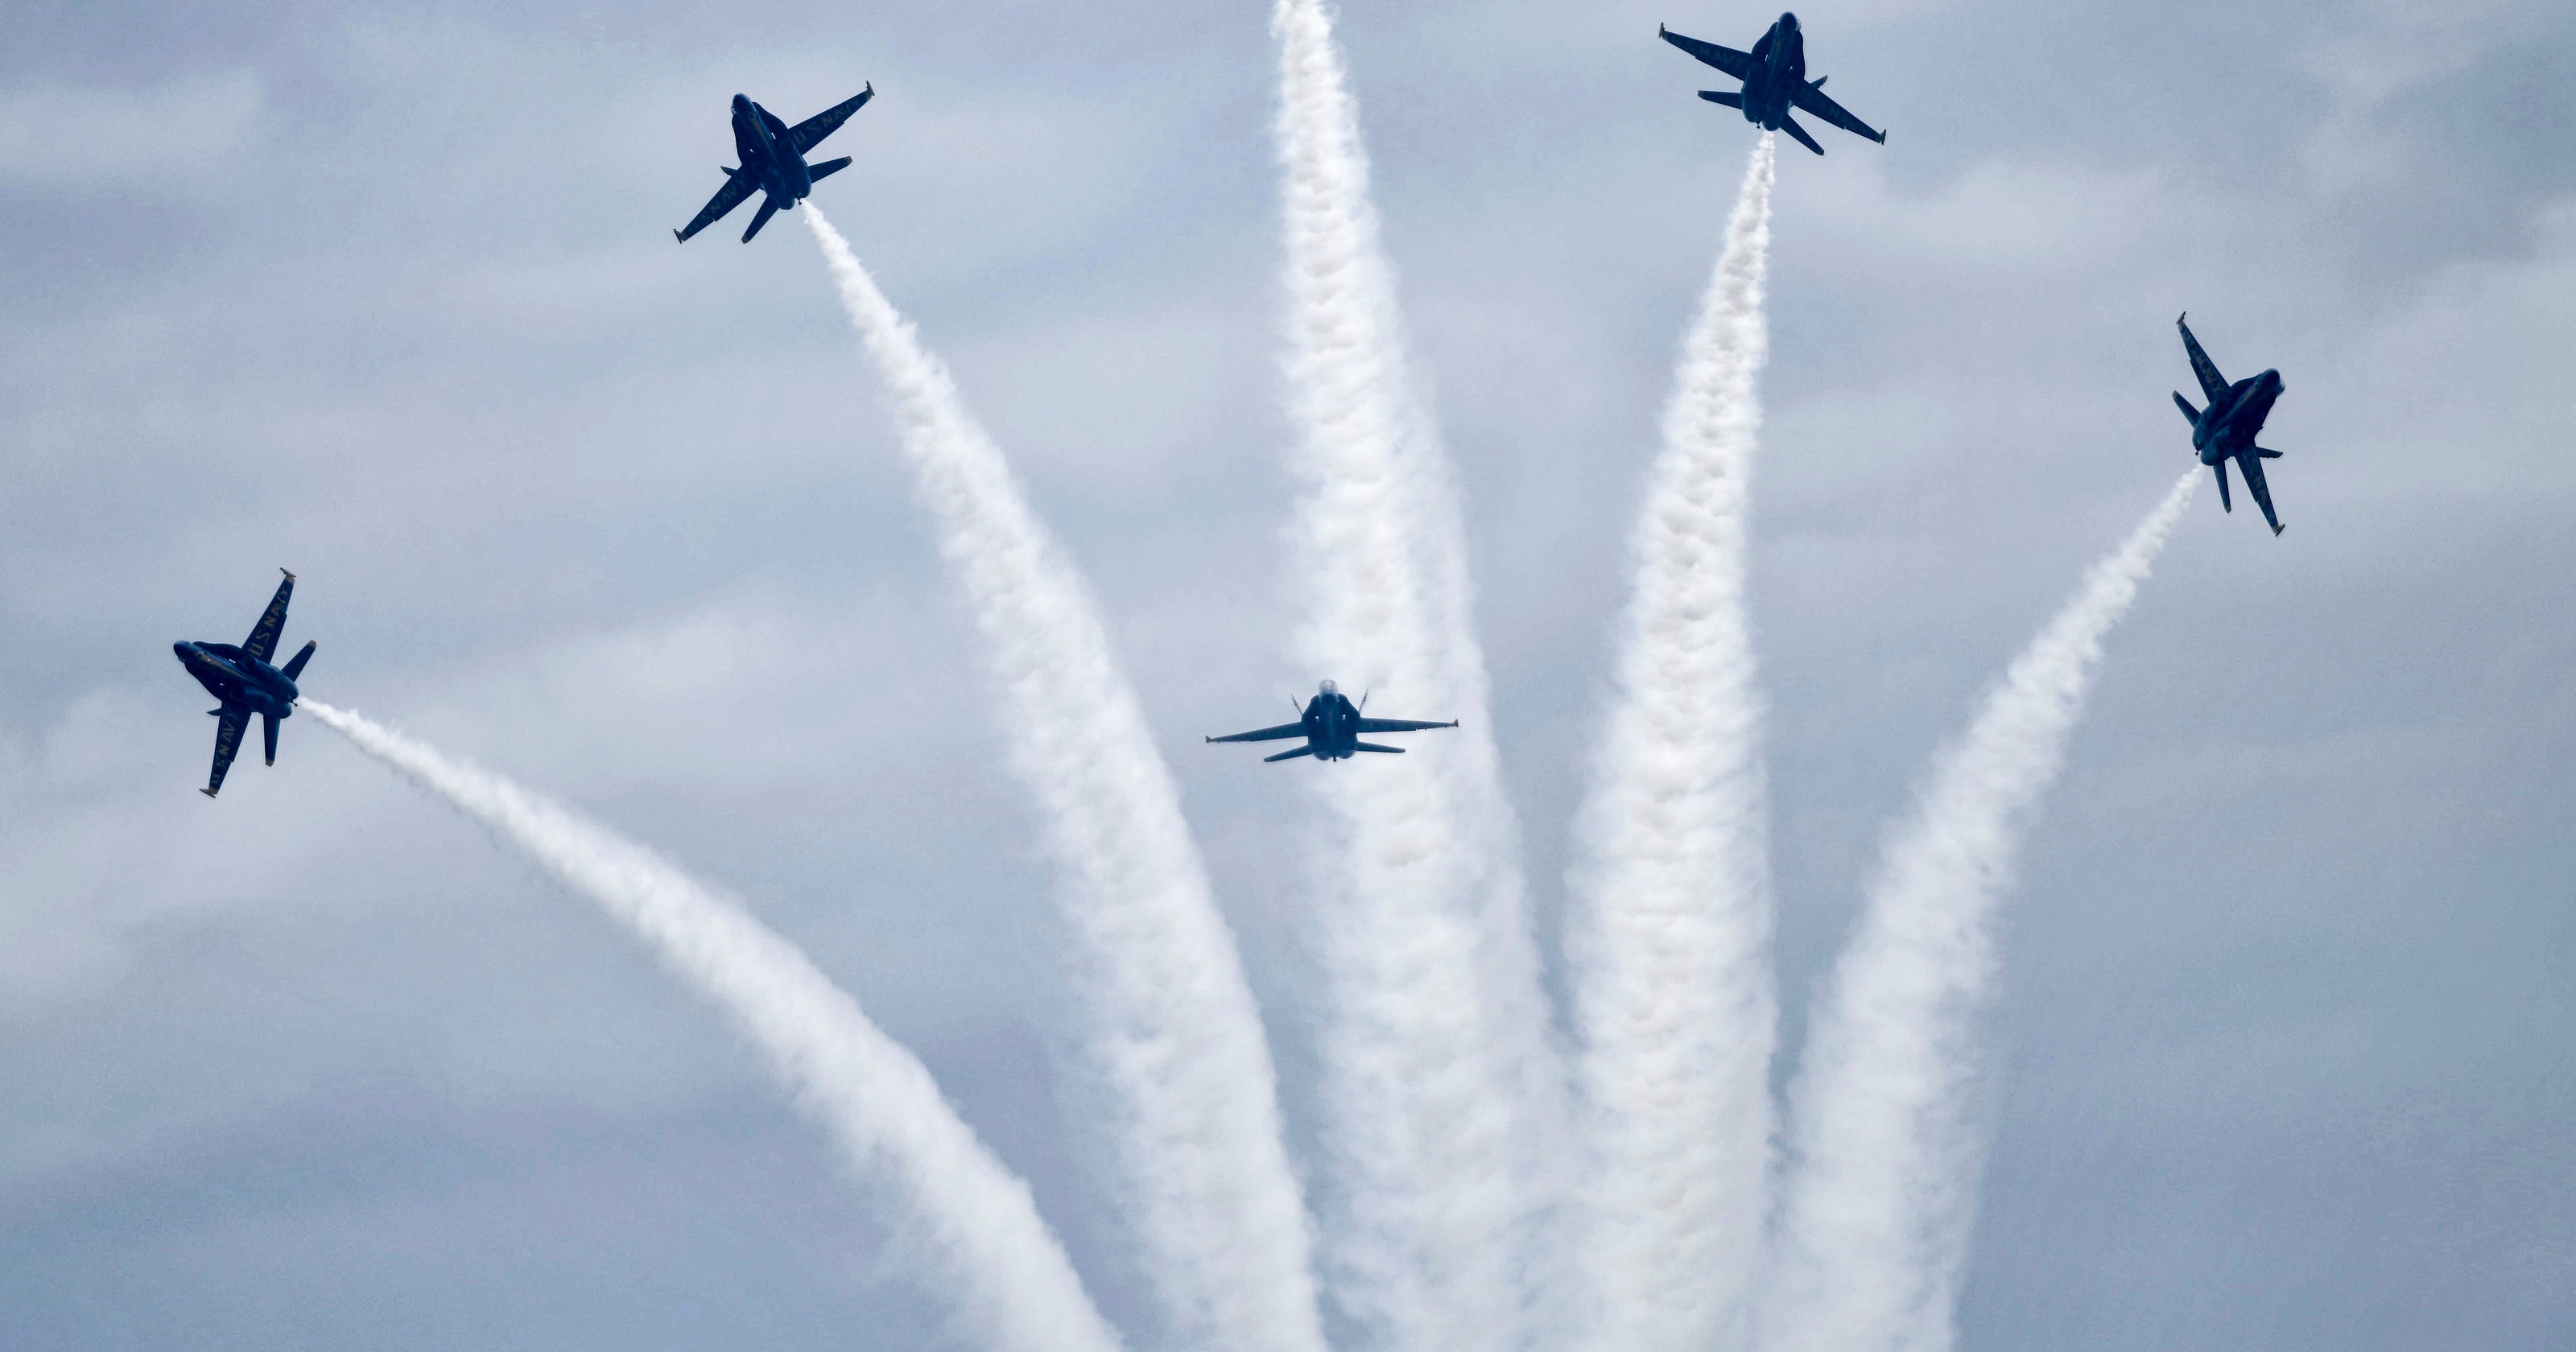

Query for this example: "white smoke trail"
[802,210,1327,1352]
[1269,2,1559,1349]
[1759,472,2199,1352]
[1565,135,1777,1352]
[299,700,1120,1352]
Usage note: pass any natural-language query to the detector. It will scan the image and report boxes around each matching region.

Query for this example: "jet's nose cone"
[732,93,752,109]
[171,641,192,660]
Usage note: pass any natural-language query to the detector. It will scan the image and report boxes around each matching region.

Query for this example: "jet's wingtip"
[672,229,684,243]
[2273,523,2286,536]
[280,567,295,580]
[2177,311,2188,326]
[200,788,218,798]
[263,757,275,767]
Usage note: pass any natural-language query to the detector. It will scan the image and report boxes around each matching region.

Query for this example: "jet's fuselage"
[2194,369,2284,462]
[1298,682,1367,760]
[732,94,809,208]
[173,641,296,718]
[1738,13,1808,128]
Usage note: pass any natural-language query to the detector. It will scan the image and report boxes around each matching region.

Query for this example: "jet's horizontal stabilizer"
[1263,745,1316,763]
[1352,741,1406,755]
[807,156,852,183]
[281,640,316,681]
[262,712,280,767]
[2173,391,2202,425]
[742,196,781,243]
[1699,90,1744,108]
[2214,460,2232,513]
[2257,447,2283,459]
[1780,115,1826,155]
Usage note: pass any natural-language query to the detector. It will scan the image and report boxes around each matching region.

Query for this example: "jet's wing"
[787,86,874,157]
[1208,722,1306,744]
[1660,27,1753,79]
[2178,314,2229,405]
[676,171,757,243]
[2235,451,2285,535]
[243,570,294,663]
[1790,81,1885,143]
[1353,717,1459,734]
[204,706,248,798]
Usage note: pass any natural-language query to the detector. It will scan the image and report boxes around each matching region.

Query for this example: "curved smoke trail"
[1566,135,1777,1352]
[802,211,1327,1352]
[300,700,1121,1352]
[1269,2,1562,1348]
[1759,472,2199,1352]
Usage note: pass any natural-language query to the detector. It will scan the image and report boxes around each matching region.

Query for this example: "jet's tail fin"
[261,712,280,767]
[281,640,316,682]
[2256,447,2284,459]
[1779,115,1826,155]
[2173,391,2202,425]
[2213,460,2232,513]
[1352,741,1407,755]
[1698,89,1744,108]
[1263,745,1316,763]
[742,196,782,243]
[807,156,852,183]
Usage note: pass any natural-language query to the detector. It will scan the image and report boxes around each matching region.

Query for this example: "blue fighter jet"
[1207,680,1459,763]
[674,86,873,244]
[1662,13,1885,155]
[173,570,316,798]
[2173,313,2289,536]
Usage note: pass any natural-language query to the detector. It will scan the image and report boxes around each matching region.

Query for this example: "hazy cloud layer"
[2,2,2570,1350]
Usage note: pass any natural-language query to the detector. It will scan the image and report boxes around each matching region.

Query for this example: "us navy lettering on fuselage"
[2171,313,2290,536]
[1207,681,1459,764]
[1661,12,1886,155]
[674,85,873,245]
[173,569,316,798]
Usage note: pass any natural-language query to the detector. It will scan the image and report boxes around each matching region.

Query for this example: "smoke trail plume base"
[802,209,1327,1352]
[1760,472,2198,1352]
[1567,134,1777,1352]
[302,700,1121,1352]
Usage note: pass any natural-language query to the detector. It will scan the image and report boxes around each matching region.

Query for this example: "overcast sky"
[2,1,2571,1349]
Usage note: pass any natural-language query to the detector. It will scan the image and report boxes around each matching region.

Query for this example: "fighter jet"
[674,87,873,244]
[2173,313,2289,535]
[172,570,315,798]
[1207,681,1459,763]
[1662,13,1885,155]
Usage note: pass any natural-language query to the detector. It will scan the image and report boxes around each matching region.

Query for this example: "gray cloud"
[1,1,2570,1348]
